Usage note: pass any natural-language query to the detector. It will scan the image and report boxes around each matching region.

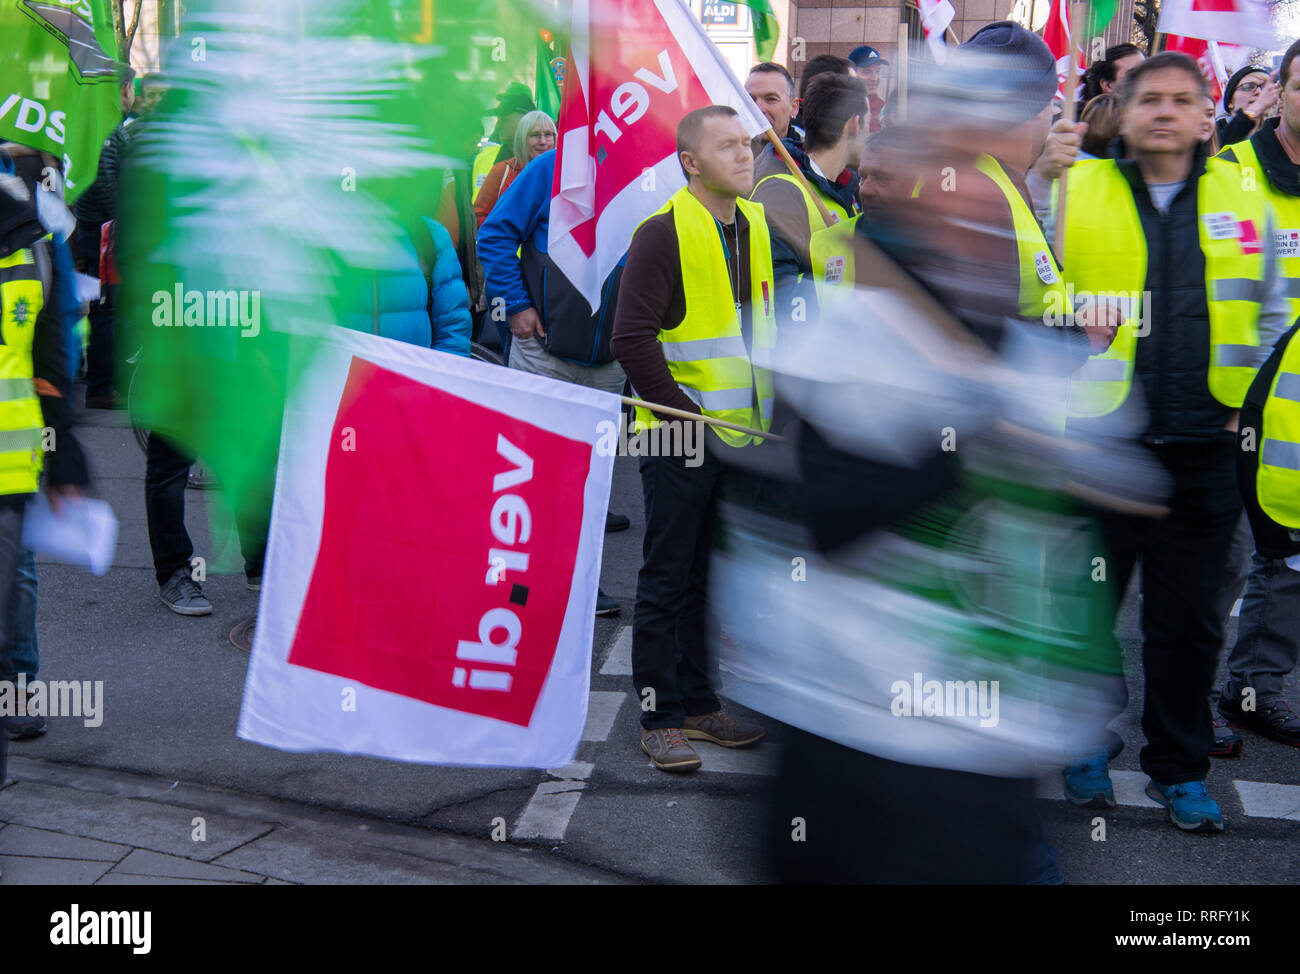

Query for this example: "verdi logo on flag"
[238,328,620,767]
[549,0,770,313]
[0,0,122,200]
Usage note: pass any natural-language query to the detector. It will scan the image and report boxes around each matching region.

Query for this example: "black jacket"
[1094,141,1237,443]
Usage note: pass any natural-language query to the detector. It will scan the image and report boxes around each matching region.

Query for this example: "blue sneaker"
[1145,779,1224,833]
[1062,751,1115,808]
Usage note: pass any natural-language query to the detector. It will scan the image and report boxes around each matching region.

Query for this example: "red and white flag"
[1157,0,1277,50]
[238,328,620,768]
[1042,0,1085,104]
[918,0,956,64]
[549,0,770,314]
[1165,34,1229,104]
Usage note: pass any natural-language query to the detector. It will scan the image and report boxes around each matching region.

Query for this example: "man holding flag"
[611,106,772,772]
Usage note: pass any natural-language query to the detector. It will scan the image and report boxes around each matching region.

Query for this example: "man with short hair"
[751,73,865,329]
[1051,53,1292,831]
[745,62,801,146]
[610,105,773,773]
[1212,37,1300,750]
[849,44,890,133]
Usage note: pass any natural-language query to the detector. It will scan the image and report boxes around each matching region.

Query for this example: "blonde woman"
[474,110,556,227]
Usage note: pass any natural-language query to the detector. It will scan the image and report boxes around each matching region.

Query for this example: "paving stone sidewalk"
[0,756,627,885]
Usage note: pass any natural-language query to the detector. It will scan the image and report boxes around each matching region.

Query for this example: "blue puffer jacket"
[337,217,471,356]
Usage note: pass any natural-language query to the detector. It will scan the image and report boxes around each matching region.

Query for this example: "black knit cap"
[959,20,1060,123]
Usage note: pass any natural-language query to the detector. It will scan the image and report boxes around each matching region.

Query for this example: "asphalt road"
[7,399,1299,884]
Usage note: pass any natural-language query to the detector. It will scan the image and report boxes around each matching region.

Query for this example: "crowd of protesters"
[3,19,1300,886]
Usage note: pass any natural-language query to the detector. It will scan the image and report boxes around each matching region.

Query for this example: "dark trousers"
[768,727,1039,883]
[145,432,195,586]
[145,433,267,585]
[0,504,27,786]
[1099,436,1240,785]
[633,445,726,730]
[73,222,115,397]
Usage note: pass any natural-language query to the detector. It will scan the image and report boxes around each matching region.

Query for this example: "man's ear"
[680,150,699,178]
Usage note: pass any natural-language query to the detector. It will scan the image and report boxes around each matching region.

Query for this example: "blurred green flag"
[1085,0,1120,41]
[0,0,122,201]
[736,0,779,62]
[536,34,562,120]
[120,0,536,535]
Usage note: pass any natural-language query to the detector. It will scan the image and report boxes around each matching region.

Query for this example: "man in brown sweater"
[610,105,773,773]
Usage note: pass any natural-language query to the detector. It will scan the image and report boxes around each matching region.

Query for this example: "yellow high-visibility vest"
[471,142,500,196]
[1256,327,1300,527]
[751,171,852,281]
[1222,137,1300,324]
[974,154,1071,321]
[633,187,777,448]
[0,244,47,495]
[1063,157,1267,418]
[809,213,860,309]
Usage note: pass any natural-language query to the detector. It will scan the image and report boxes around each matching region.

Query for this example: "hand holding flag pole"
[1052,0,1089,258]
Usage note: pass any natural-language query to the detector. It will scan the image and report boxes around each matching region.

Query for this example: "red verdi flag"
[238,328,620,767]
[549,0,771,314]
[1157,0,1278,49]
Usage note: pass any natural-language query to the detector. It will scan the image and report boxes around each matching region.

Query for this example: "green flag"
[1084,0,1120,42]
[0,0,122,201]
[737,0,779,63]
[119,0,538,537]
[536,34,562,121]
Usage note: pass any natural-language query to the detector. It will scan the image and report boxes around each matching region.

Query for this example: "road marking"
[695,744,777,776]
[600,625,632,676]
[1231,598,1243,618]
[513,761,595,841]
[1234,780,1300,821]
[581,691,625,742]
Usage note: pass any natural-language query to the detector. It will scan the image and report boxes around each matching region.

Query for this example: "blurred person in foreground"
[1040,52,1291,832]
[711,35,1148,883]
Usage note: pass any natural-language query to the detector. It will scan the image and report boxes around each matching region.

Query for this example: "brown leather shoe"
[640,727,702,772]
[682,710,765,748]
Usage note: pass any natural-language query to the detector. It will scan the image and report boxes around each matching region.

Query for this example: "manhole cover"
[229,615,257,652]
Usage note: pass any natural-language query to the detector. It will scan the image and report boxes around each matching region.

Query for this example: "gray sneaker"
[160,569,213,616]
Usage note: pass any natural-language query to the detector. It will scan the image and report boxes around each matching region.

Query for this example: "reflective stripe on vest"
[1258,329,1300,527]
[632,187,777,448]
[0,244,47,495]
[809,214,860,308]
[974,154,1071,321]
[1063,157,1266,418]
[1223,138,1300,324]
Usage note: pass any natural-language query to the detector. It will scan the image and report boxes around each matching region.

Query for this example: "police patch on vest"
[825,256,845,285]
[1033,251,1059,284]
[1203,212,1242,240]
[1277,229,1300,259]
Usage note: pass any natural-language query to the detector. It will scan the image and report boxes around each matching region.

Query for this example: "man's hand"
[1031,119,1088,183]
[45,483,82,516]
[509,307,546,340]
[1075,298,1122,354]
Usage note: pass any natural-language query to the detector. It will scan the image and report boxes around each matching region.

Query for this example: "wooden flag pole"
[764,129,837,227]
[621,396,786,441]
[896,22,909,122]
[1052,0,1088,257]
